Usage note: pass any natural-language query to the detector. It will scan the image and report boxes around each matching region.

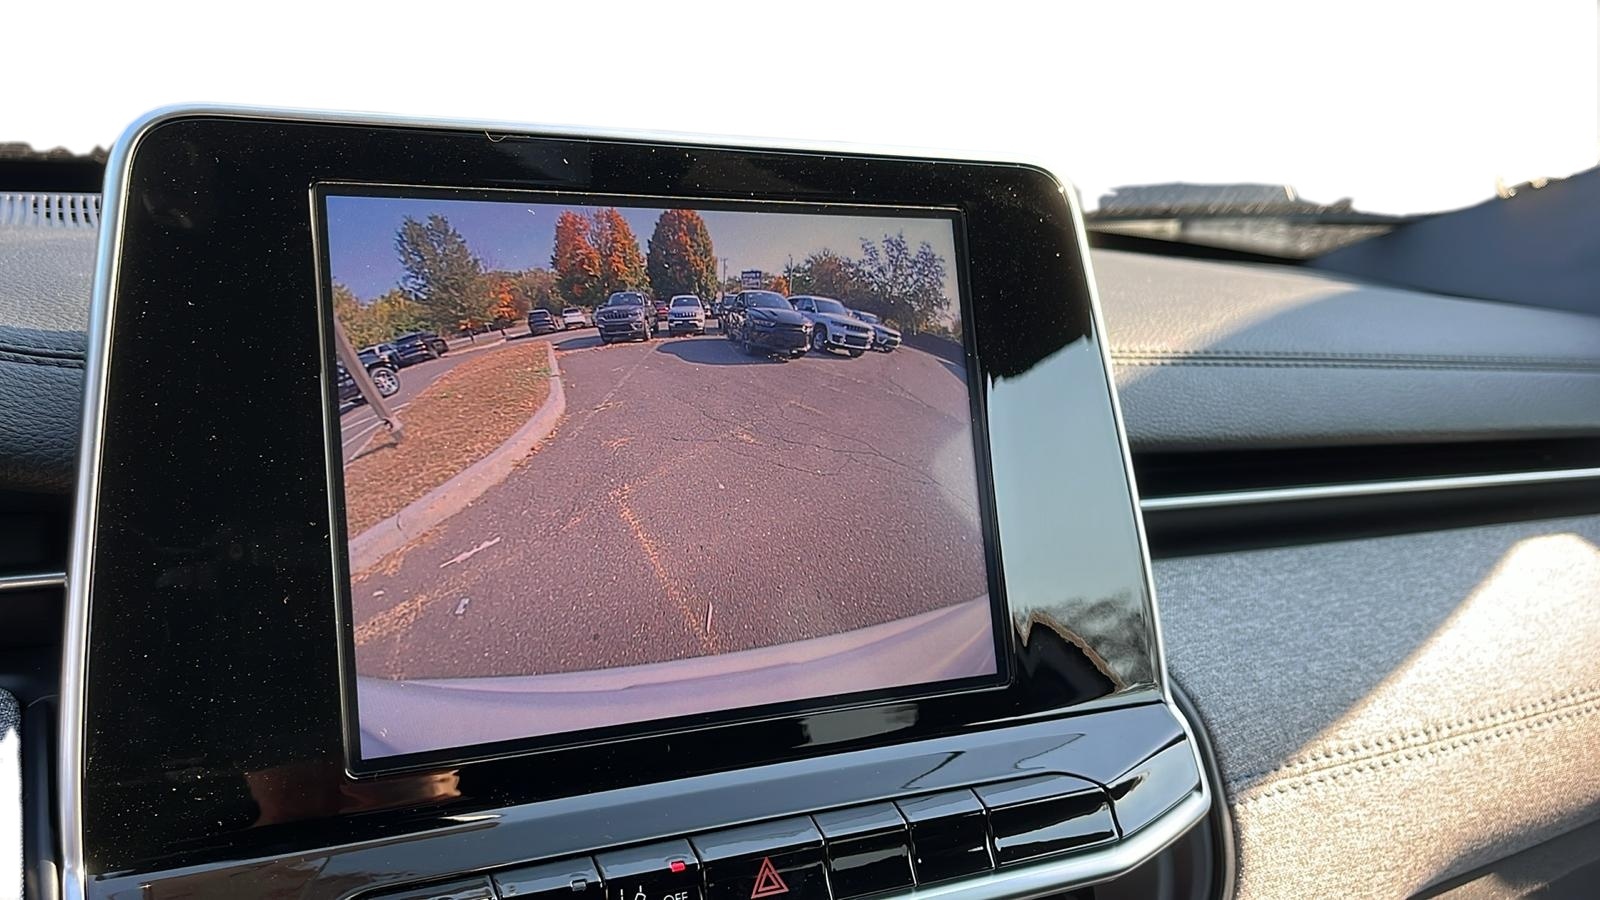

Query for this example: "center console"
[64,107,1213,900]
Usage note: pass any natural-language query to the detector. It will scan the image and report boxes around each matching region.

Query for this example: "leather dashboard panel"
[1156,514,1600,897]
[1095,248,1600,450]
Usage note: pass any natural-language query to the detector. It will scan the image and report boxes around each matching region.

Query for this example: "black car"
[724,291,811,357]
[527,309,563,335]
[360,342,407,369]
[595,291,657,343]
[374,339,430,367]
[336,358,400,406]
[393,331,448,360]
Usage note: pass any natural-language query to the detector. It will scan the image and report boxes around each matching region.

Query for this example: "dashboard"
[0,106,1594,900]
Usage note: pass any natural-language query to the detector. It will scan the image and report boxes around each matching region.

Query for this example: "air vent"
[0,193,100,229]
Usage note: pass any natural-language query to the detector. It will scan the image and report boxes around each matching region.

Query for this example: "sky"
[6,1,1596,216]
[324,194,961,303]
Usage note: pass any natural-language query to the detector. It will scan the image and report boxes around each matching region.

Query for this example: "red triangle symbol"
[750,857,788,899]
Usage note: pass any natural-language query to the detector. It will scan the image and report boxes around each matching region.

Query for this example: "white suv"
[666,295,707,335]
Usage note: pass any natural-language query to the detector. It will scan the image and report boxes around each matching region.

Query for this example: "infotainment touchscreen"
[318,187,1002,763]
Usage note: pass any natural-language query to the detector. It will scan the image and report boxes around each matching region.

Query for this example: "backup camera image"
[321,189,997,761]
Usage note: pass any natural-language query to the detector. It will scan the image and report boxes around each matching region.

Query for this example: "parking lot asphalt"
[349,323,990,680]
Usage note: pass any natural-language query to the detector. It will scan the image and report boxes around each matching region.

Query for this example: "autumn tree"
[645,209,719,302]
[551,211,602,306]
[590,208,649,297]
[489,277,518,326]
[394,215,489,332]
[478,267,561,319]
[766,273,791,295]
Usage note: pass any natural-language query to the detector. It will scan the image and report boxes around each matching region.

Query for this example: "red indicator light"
[669,860,687,874]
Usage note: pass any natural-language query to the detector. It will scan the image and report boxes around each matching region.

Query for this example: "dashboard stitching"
[1235,684,1600,783]
[0,352,83,369]
[1236,691,1600,801]
[1111,348,1600,364]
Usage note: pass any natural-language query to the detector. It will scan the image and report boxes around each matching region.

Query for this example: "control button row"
[369,774,1115,900]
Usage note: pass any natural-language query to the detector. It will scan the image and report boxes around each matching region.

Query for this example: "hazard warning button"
[691,817,828,900]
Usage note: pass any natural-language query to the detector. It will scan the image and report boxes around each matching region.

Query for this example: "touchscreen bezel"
[312,183,1013,771]
[72,108,1165,875]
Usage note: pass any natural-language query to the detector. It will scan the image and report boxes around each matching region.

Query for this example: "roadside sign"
[740,269,764,289]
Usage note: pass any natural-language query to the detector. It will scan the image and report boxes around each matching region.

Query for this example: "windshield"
[8,9,1594,262]
[606,293,644,307]
[852,311,879,324]
[809,298,849,315]
[671,296,700,307]
[743,292,790,310]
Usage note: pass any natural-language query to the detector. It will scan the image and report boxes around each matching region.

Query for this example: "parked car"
[724,290,811,357]
[791,295,873,357]
[652,296,672,323]
[527,309,564,335]
[393,330,448,359]
[382,339,432,367]
[561,307,592,329]
[847,310,902,352]
[709,295,725,317]
[336,359,400,406]
[667,295,707,335]
[595,291,656,343]
[360,342,407,369]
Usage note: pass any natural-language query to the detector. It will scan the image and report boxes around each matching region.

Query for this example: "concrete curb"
[348,341,564,574]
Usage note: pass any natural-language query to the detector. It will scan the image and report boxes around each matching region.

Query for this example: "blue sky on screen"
[324,194,961,304]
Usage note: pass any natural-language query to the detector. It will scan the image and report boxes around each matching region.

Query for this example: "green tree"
[645,209,719,301]
[516,268,563,314]
[332,282,364,340]
[394,215,490,332]
[590,208,649,297]
[789,249,868,303]
[331,282,430,347]
[551,211,602,306]
[855,233,950,333]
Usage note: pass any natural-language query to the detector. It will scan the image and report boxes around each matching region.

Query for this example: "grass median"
[343,340,553,537]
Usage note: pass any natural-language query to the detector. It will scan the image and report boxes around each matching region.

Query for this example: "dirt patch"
[342,341,553,536]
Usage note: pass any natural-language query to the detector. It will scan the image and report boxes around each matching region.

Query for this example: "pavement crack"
[882,371,965,423]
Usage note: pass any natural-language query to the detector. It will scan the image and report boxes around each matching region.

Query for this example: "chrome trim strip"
[62,101,156,900]
[63,105,1216,896]
[0,572,66,592]
[1140,466,1600,512]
